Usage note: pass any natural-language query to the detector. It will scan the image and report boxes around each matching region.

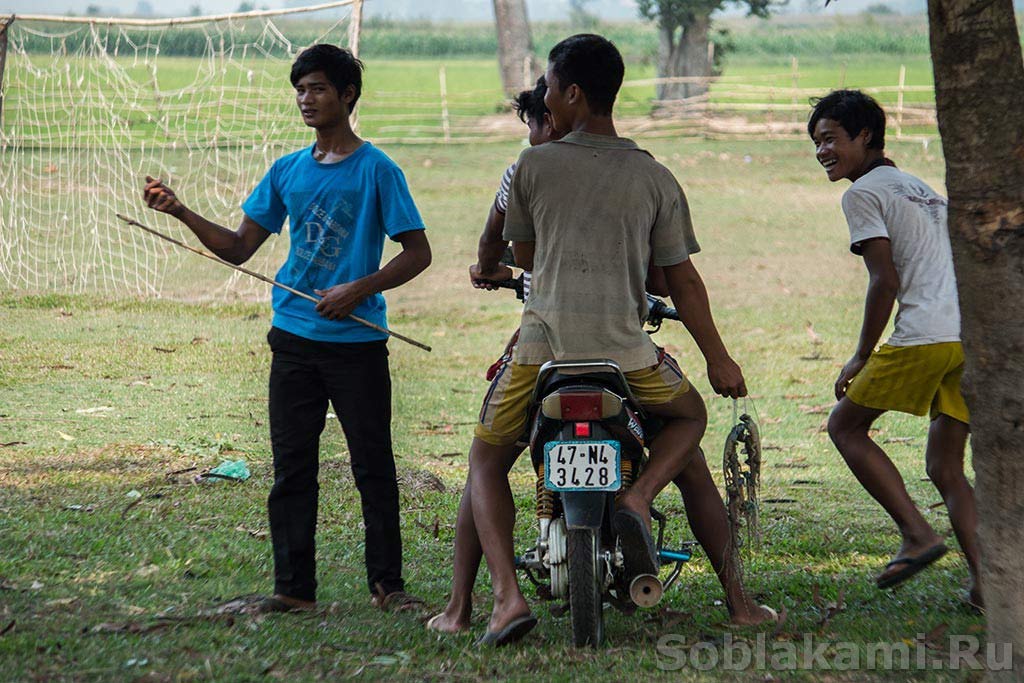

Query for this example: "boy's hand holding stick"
[115,213,432,353]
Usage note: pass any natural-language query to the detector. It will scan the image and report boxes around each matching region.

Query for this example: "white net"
[0,2,361,300]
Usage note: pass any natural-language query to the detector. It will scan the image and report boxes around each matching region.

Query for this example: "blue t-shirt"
[242,142,425,343]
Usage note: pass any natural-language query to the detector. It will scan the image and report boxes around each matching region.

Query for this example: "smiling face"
[812,118,875,183]
[294,71,351,129]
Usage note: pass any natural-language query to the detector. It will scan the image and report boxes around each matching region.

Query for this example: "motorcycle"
[495,276,697,647]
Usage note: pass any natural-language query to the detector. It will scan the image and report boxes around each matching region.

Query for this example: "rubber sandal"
[875,544,948,590]
[475,614,538,647]
[613,508,659,579]
[371,590,426,613]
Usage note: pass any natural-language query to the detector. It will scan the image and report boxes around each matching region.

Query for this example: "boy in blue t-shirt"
[142,44,431,613]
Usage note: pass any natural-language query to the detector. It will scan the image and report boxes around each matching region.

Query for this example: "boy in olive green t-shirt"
[463,34,776,646]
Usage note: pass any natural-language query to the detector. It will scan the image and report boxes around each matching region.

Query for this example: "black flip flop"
[475,614,538,647]
[613,508,659,579]
[875,544,948,590]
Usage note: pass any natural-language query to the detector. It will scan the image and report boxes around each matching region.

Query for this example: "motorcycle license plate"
[544,440,621,492]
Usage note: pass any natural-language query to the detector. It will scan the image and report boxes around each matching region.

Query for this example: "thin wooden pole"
[439,65,451,144]
[347,0,364,135]
[347,0,363,57]
[522,54,532,90]
[895,64,906,140]
[13,0,358,26]
[790,55,799,122]
[115,214,432,353]
[0,16,13,127]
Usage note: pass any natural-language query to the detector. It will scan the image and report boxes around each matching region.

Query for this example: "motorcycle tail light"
[574,422,591,438]
[559,392,603,420]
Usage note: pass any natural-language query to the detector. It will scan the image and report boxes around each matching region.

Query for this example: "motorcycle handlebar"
[646,294,679,324]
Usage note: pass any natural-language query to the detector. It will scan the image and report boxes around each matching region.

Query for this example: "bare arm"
[315,229,432,320]
[645,263,669,297]
[511,240,535,272]
[663,258,746,398]
[143,175,269,265]
[835,237,898,400]
[469,201,513,289]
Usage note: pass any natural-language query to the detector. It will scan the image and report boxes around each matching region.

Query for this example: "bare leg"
[672,450,774,625]
[429,444,523,632]
[924,415,981,605]
[828,398,944,583]
[468,437,531,633]
[427,472,480,632]
[618,389,708,527]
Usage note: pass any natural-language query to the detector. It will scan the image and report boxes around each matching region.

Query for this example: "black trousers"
[266,327,404,601]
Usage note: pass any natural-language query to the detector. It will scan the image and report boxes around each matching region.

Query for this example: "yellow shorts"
[475,348,691,446]
[846,342,969,424]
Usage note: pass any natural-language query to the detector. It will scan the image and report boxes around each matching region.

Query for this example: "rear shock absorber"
[536,462,555,520]
[617,458,636,499]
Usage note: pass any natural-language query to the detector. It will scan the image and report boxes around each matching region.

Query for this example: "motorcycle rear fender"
[561,490,609,530]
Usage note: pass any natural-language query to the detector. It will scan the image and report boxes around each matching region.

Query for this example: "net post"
[347,0,363,134]
[347,0,363,57]
[0,16,14,127]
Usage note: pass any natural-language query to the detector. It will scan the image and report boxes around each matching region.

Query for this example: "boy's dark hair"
[547,34,624,116]
[512,77,549,124]
[290,44,364,108]
[807,89,886,150]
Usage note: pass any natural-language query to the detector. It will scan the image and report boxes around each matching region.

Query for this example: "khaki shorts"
[475,348,691,446]
[846,342,969,424]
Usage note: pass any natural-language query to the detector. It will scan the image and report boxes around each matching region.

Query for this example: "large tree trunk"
[655,13,711,102]
[492,0,538,96]
[928,0,1024,677]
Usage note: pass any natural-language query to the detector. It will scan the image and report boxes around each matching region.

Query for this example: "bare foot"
[426,609,471,633]
[730,603,778,627]
[487,595,532,634]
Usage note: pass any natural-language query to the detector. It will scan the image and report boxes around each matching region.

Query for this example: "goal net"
[0,1,362,300]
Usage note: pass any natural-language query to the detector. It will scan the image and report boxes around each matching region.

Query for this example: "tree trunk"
[928,0,1024,677]
[655,13,711,102]
[492,0,538,96]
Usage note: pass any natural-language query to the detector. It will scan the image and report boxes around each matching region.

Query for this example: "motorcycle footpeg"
[628,573,664,608]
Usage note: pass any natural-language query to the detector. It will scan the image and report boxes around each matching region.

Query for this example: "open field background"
[0,136,988,681]
[1,11,994,680]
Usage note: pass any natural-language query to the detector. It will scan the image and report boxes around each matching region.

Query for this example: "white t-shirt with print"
[841,165,960,346]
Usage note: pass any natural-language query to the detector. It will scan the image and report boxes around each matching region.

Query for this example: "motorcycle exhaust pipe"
[629,573,664,608]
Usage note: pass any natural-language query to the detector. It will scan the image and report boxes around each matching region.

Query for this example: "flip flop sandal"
[372,590,426,612]
[959,591,985,616]
[475,614,538,647]
[876,544,948,590]
[213,594,315,615]
[613,508,659,579]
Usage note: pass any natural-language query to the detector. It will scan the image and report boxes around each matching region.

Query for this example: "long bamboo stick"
[116,213,431,353]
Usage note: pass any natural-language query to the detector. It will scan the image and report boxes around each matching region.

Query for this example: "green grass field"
[0,134,990,681]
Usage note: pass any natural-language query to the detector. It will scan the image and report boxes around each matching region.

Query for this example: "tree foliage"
[637,0,778,28]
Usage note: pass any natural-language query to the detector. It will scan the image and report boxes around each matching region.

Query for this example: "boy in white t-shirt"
[809,90,981,610]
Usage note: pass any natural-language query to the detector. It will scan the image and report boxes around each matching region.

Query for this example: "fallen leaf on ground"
[75,406,114,414]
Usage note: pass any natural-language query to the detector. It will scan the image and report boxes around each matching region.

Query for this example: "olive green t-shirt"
[503,131,700,371]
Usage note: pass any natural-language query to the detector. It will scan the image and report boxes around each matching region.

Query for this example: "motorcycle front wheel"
[567,526,604,647]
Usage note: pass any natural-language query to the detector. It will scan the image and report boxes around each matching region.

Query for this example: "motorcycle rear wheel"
[567,526,604,647]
